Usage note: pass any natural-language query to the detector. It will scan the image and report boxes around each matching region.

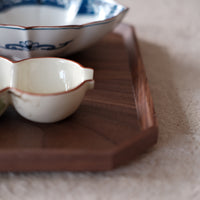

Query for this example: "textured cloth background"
[0,0,200,199]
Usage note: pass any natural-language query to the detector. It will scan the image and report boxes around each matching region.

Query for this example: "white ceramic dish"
[0,57,94,123]
[0,0,128,60]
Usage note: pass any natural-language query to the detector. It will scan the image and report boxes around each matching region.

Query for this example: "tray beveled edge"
[110,23,158,168]
[114,23,158,131]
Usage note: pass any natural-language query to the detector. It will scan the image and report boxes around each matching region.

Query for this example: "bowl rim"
[0,56,94,96]
[0,1,129,30]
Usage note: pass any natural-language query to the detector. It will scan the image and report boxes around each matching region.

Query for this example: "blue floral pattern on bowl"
[0,40,73,51]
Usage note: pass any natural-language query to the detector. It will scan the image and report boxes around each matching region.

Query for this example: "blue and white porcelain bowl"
[0,0,128,60]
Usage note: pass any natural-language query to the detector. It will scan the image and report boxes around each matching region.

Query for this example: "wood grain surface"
[0,24,158,172]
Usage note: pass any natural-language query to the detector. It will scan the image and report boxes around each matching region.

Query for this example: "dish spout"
[83,68,95,90]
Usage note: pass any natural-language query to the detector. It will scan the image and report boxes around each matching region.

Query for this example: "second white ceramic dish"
[0,0,128,60]
[0,57,94,123]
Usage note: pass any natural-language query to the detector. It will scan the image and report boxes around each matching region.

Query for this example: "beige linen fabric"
[0,0,200,199]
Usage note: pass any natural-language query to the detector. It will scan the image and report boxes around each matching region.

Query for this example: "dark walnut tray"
[0,24,158,172]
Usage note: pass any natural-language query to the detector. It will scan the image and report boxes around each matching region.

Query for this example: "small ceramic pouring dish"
[0,57,94,123]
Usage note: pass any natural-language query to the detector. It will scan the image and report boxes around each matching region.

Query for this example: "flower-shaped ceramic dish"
[0,0,128,60]
[0,56,94,123]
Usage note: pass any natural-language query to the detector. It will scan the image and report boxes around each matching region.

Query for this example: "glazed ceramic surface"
[0,0,128,60]
[0,57,94,123]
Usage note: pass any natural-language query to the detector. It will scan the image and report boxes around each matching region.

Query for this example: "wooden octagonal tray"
[0,24,158,172]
